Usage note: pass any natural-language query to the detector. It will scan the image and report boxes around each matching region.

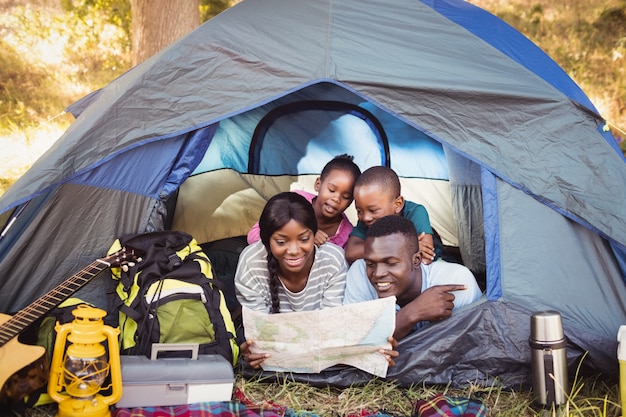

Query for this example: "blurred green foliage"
[0,3,130,134]
[60,0,132,49]
[200,0,232,22]
[0,0,233,136]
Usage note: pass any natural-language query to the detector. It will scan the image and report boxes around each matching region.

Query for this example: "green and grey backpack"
[108,231,239,365]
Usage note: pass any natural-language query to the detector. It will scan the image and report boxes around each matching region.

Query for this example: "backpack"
[107,231,239,366]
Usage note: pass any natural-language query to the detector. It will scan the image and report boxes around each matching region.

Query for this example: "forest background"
[0,0,625,196]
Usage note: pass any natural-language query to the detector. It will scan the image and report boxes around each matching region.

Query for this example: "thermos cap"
[530,310,565,343]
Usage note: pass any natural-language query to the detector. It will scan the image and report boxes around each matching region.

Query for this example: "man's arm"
[393,284,467,340]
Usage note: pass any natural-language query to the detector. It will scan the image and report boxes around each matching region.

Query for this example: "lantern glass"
[63,354,109,398]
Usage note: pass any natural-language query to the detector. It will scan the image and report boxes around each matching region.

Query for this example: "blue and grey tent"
[1,0,625,388]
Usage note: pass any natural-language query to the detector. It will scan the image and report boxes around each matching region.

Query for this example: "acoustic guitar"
[0,247,141,407]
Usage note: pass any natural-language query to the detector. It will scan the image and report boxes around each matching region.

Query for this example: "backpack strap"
[195,277,236,363]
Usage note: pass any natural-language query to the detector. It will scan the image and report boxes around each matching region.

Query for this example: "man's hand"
[413,284,467,321]
[394,284,467,340]
[240,339,270,369]
[379,336,399,367]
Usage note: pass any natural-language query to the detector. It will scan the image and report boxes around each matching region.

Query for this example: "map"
[242,297,396,378]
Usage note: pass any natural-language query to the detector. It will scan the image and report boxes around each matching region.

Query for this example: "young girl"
[236,192,358,368]
[246,154,361,249]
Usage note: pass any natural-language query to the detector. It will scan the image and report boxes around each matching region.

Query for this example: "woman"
[236,192,347,315]
[235,192,397,368]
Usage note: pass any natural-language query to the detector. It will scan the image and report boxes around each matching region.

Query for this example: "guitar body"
[0,313,48,407]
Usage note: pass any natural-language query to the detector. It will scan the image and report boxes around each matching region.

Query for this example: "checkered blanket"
[110,389,486,417]
[112,401,299,417]
[111,387,315,417]
[414,394,487,417]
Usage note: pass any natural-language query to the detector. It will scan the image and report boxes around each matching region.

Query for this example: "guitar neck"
[0,259,110,347]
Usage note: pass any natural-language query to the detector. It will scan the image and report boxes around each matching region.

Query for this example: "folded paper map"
[242,296,396,378]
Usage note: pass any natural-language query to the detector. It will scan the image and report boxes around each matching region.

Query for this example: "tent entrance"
[249,100,390,173]
[172,88,488,287]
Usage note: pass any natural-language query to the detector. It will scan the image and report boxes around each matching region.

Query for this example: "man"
[344,215,482,340]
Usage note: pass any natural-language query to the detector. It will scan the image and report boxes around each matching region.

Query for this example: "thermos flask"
[529,310,568,407]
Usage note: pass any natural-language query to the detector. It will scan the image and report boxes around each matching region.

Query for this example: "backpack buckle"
[167,253,182,269]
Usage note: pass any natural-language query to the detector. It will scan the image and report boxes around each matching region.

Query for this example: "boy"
[344,215,482,340]
[344,166,441,264]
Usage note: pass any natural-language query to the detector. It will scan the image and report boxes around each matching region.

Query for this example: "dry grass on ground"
[5,372,622,417]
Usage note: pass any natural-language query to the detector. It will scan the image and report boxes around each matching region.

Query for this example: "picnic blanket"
[111,388,487,417]
[112,402,290,417]
[112,387,313,417]
[414,394,487,417]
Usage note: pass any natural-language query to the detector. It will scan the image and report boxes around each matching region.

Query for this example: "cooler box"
[116,343,235,408]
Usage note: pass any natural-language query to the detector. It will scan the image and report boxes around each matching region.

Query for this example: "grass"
[232,357,623,417]
[6,371,621,417]
[236,377,617,416]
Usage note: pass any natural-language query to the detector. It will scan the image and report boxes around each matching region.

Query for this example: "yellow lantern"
[47,305,122,417]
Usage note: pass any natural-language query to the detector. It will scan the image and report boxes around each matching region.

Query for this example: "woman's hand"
[378,336,399,367]
[240,339,270,369]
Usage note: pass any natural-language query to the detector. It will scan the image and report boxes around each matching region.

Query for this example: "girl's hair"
[320,154,361,183]
[259,192,318,313]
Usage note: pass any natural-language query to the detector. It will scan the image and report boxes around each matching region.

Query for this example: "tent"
[1,0,625,389]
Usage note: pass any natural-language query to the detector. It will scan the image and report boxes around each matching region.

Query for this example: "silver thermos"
[529,310,568,407]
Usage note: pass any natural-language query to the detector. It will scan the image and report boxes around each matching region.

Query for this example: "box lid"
[121,354,235,384]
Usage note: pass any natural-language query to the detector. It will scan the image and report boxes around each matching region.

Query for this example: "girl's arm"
[247,221,261,244]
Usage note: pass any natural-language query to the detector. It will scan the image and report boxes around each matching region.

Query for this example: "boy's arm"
[344,235,365,264]
[418,232,435,264]
[393,284,467,340]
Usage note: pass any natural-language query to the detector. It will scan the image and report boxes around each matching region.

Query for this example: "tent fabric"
[1,0,625,388]
[171,171,458,248]
[2,0,624,242]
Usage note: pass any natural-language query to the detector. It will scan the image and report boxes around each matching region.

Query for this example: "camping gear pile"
[0,0,625,393]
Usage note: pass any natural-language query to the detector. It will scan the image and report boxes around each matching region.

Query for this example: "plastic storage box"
[116,343,235,408]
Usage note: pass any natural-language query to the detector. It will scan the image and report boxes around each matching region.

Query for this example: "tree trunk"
[131,0,200,66]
